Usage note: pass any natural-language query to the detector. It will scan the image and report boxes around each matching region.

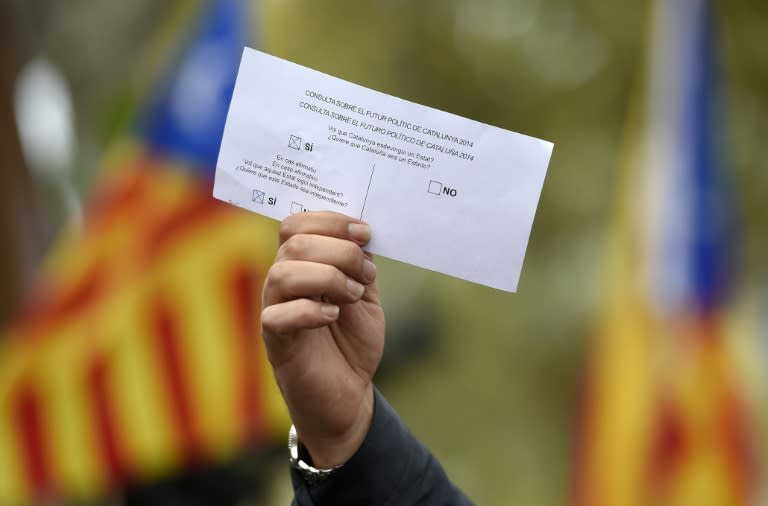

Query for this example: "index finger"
[279,211,371,246]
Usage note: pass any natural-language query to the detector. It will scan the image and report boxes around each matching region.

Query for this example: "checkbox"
[252,189,265,204]
[290,201,304,214]
[289,135,302,150]
[428,180,443,195]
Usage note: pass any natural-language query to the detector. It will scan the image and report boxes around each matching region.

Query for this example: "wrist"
[297,386,374,469]
[289,424,343,485]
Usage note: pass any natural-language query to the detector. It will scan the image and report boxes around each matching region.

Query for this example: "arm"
[291,387,472,506]
[261,211,472,505]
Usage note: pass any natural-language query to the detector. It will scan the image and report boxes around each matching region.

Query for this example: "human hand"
[261,211,384,468]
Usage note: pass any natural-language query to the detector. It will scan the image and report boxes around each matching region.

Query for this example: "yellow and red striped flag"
[572,1,760,505]
[0,1,289,503]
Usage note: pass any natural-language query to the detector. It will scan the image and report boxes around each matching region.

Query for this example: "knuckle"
[278,217,297,243]
[279,235,309,260]
[345,244,365,275]
[298,301,316,320]
[260,305,279,330]
[266,261,291,288]
[337,266,350,286]
[331,268,350,294]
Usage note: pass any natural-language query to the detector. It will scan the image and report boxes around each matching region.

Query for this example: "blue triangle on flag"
[138,0,249,178]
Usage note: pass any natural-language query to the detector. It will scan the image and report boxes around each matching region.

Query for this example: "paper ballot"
[214,48,553,292]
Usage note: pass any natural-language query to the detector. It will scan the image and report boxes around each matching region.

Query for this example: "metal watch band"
[288,424,343,485]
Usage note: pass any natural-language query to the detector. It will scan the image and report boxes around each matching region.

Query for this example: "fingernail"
[321,304,339,318]
[348,223,371,244]
[346,277,365,297]
[363,259,377,282]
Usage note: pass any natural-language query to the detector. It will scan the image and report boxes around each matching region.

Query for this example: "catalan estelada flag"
[571,1,760,505]
[0,1,288,503]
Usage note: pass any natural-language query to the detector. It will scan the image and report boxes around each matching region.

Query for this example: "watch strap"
[288,425,343,485]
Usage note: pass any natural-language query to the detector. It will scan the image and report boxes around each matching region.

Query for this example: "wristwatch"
[288,425,343,485]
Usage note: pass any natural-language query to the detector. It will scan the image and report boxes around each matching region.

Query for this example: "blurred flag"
[572,1,759,505]
[0,0,288,504]
[139,0,245,177]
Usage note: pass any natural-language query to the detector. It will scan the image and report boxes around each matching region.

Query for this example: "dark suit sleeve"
[290,387,473,506]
